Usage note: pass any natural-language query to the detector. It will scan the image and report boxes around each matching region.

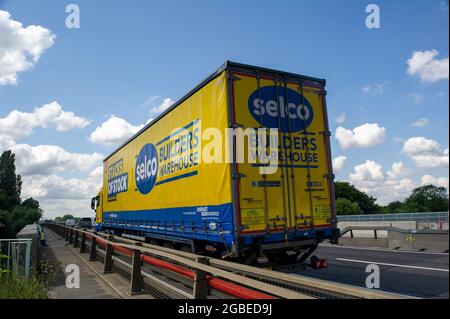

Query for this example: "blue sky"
[0,0,448,217]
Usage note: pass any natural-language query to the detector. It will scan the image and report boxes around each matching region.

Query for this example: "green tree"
[0,151,43,238]
[383,201,404,213]
[334,181,379,214]
[0,151,22,212]
[0,189,6,206]
[21,198,40,209]
[335,198,361,215]
[404,185,449,212]
[0,210,10,236]
[7,204,42,235]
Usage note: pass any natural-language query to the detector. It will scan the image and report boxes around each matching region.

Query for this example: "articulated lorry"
[91,61,338,265]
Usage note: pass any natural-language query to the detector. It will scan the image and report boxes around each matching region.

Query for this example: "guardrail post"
[64,227,69,241]
[193,257,209,299]
[350,230,354,238]
[103,236,114,274]
[69,229,74,244]
[73,230,79,248]
[89,235,97,261]
[130,243,143,295]
[374,229,378,239]
[80,232,86,254]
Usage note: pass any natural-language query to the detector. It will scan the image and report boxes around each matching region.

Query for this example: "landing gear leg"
[297,244,318,263]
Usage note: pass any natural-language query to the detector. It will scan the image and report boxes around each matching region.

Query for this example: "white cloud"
[361,82,388,95]
[10,143,103,176]
[0,101,90,141]
[349,160,384,182]
[335,123,386,150]
[407,50,449,83]
[402,137,441,156]
[381,178,417,204]
[21,166,103,218]
[0,10,55,85]
[332,156,347,173]
[409,153,449,169]
[411,118,430,128]
[89,96,174,147]
[89,165,103,179]
[89,115,144,146]
[2,141,104,218]
[406,92,424,104]
[38,198,97,219]
[147,96,175,117]
[22,174,99,200]
[421,175,449,188]
[402,137,449,169]
[348,160,417,205]
[335,113,346,125]
[0,136,15,151]
[386,161,405,180]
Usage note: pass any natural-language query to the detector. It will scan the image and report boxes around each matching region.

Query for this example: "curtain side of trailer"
[101,71,234,245]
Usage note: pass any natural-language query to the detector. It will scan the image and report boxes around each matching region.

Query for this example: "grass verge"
[0,272,50,299]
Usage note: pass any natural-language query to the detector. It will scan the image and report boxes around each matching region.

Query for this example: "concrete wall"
[16,224,40,272]
[387,230,449,252]
[335,221,449,252]
[417,222,449,230]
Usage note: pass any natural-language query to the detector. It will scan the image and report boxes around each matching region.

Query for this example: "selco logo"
[248,86,314,133]
[135,143,158,194]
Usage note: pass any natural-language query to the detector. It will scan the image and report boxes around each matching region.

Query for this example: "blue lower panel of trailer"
[242,227,335,245]
[100,203,235,245]
[100,203,335,249]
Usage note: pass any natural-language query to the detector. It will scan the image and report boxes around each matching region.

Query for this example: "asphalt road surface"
[282,244,449,298]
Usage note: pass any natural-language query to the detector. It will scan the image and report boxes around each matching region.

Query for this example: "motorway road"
[283,245,449,299]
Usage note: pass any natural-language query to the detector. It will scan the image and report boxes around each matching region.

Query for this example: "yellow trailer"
[92,62,338,264]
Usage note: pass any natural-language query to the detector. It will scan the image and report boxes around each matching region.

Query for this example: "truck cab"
[91,188,103,230]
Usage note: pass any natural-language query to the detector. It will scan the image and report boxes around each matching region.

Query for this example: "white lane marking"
[321,244,449,256]
[336,258,449,272]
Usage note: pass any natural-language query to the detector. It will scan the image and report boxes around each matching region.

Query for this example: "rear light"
[311,258,328,269]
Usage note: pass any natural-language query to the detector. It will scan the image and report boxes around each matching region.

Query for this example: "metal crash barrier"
[44,223,413,299]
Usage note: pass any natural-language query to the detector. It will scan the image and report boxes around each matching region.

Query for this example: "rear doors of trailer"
[228,66,335,239]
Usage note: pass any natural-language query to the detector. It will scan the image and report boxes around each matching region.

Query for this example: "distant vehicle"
[78,217,93,229]
[65,219,76,227]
